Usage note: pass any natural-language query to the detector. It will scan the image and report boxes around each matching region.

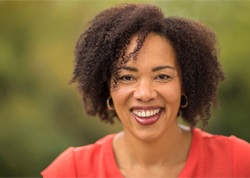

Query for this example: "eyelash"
[154,74,171,81]
[118,74,173,83]
[118,75,135,81]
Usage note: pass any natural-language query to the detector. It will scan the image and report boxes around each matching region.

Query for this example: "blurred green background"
[0,0,249,176]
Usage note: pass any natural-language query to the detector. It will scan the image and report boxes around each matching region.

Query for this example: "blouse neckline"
[105,128,200,177]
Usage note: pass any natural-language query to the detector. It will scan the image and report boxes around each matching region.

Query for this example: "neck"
[113,124,192,168]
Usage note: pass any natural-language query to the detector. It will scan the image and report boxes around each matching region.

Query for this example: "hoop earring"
[106,96,114,110]
[180,95,188,108]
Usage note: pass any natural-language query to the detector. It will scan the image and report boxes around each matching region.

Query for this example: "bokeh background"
[0,0,250,176]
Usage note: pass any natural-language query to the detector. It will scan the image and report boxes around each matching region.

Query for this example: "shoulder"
[194,128,250,176]
[41,134,115,177]
[194,128,250,153]
[41,147,77,177]
[228,135,250,176]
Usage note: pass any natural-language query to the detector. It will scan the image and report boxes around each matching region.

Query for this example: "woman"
[42,3,250,177]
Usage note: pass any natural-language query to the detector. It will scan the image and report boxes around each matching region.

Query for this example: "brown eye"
[118,75,135,83]
[122,76,133,81]
[154,74,171,80]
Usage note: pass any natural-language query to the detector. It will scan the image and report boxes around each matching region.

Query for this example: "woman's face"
[110,33,182,142]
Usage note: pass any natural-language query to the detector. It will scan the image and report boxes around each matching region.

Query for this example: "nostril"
[133,84,157,102]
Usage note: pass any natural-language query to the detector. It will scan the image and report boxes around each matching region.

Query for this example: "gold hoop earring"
[106,96,114,110]
[180,95,188,108]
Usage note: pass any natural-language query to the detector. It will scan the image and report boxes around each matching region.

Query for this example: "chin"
[132,127,165,143]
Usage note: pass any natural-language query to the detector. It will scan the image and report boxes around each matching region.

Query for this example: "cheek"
[110,85,133,107]
[110,88,133,121]
[163,82,182,104]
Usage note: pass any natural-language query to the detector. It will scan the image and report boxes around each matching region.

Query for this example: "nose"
[133,79,157,102]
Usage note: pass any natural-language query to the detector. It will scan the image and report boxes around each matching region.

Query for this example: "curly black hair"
[71,3,225,127]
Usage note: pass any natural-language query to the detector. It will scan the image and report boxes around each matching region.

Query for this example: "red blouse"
[41,128,250,177]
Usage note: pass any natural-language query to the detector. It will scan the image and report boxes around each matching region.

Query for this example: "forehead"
[125,33,177,66]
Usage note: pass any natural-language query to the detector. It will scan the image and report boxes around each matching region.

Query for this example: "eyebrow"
[152,65,175,72]
[121,65,175,72]
[121,66,138,72]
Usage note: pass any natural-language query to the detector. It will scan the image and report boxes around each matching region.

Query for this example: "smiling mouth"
[131,108,163,125]
[132,109,160,117]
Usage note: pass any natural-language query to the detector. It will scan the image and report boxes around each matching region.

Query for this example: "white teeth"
[133,109,160,118]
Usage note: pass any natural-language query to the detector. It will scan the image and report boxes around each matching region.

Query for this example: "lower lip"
[132,110,162,125]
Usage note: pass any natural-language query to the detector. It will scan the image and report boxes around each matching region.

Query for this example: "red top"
[41,128,250,177]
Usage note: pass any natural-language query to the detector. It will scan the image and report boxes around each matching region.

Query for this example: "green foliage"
[0,1,249,176]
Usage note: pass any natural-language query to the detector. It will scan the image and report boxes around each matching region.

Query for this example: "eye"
[118,75,135,83]
[154,74,171,81]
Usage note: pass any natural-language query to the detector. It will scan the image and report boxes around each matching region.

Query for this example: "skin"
[111,33,192,177]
